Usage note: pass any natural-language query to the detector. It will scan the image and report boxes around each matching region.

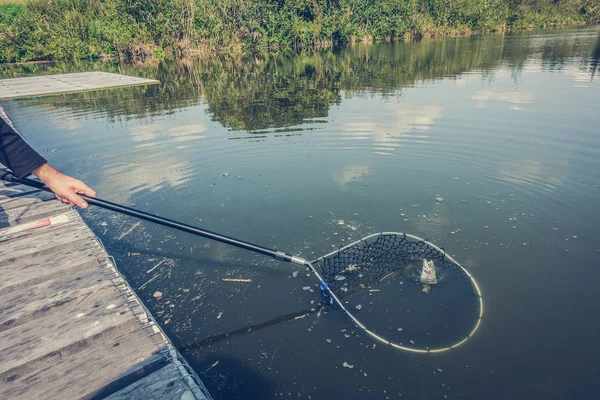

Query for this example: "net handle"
[0,169,307,265]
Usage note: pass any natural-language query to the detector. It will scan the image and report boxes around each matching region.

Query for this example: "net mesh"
[313,233,482,352]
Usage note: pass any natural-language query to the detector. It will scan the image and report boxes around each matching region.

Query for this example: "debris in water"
[153,291,163,299]
[217,312,223,319]
[292,271,299,278]
[147,259,165,274]
[337,220,345,225]
[335,275,346,281]
[222,278,252,283]
[435,195,444,203]
[346,264,359,272]
[369,289,380,292]
[422,284,431,293]
[397,328,403,332]
[139,273,161,290]
[118,222,141,240]
[222,172,230,177]
[326,339,332,343]
[355,304,362,310]
[380,272,397,282]
[206,361,219,372]
[343,362,354,369]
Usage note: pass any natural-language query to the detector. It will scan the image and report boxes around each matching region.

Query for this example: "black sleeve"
[0,110,47,179]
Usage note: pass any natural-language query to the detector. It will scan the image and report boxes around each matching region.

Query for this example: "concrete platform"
[0,72,159,100]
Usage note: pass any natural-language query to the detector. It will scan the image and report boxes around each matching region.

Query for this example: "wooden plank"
[0,239,100,294]
[0,72,159,100]
[0,200,69,227]
[103,362,193,400]
[0,222,91,259]
[0,320,157,399]
[0,190,55,210]
[0,255,117,328]
[0,322,161,400]
[0,184,210,399]
[0,211,79,245]
[0,282,134,373]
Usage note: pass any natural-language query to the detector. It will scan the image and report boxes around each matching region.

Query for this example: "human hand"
[32,164,96,208]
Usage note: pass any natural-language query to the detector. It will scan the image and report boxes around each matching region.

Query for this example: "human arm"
[0,109,96,208]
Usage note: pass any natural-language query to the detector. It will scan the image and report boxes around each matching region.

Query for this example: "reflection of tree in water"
[3,29,598,130]
[590,33,600,80]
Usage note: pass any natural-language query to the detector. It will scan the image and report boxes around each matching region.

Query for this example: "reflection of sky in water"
[340,100,443,155]
[3,26,600,400]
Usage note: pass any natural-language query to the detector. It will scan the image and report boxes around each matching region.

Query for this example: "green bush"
[0,0,598,62]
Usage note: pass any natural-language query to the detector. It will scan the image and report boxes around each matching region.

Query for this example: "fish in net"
[311,233,483,353]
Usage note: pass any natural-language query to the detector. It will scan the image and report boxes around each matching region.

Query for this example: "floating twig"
[139,273,161,290]
[379,272,397,282]
[222,278,252,283]
[118,221,141,240]
[147,259,165,274]
[205,361,219,372]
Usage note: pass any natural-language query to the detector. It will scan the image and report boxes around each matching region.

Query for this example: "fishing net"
[312,233,482,353]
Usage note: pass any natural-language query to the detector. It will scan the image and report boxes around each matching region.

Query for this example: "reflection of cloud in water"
[168,124,206,136]
[100,121,205,201]
[333,165,369,186]
[473,90,535,109]
[169,124,206,142]
[100,155,193,204]
[342,100,443,154]
[498,159,567,192]
[130,123,161,142]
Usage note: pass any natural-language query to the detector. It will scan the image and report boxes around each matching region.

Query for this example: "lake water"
[2,26,599,399]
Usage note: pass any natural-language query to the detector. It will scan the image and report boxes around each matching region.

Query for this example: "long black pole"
[0,169,302,264]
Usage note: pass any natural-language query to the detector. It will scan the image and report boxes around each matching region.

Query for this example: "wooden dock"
[0,181,212,399]
[0,72,159,100]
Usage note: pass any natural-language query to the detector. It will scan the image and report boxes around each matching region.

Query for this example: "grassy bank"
[1,0,599,62]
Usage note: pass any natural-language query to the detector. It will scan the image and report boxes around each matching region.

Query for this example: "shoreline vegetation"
[0,1,599,63]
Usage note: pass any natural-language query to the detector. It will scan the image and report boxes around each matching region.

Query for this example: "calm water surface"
[2,26,600,399]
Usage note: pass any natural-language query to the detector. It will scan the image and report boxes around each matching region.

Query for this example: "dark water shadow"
[191,354,278,400]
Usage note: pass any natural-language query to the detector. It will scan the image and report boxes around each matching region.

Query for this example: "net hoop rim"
[310,232,484,354]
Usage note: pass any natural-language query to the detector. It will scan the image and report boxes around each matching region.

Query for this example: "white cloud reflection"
[472,90,535,109]
[333,165,370,187]
[342,100,443,155]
